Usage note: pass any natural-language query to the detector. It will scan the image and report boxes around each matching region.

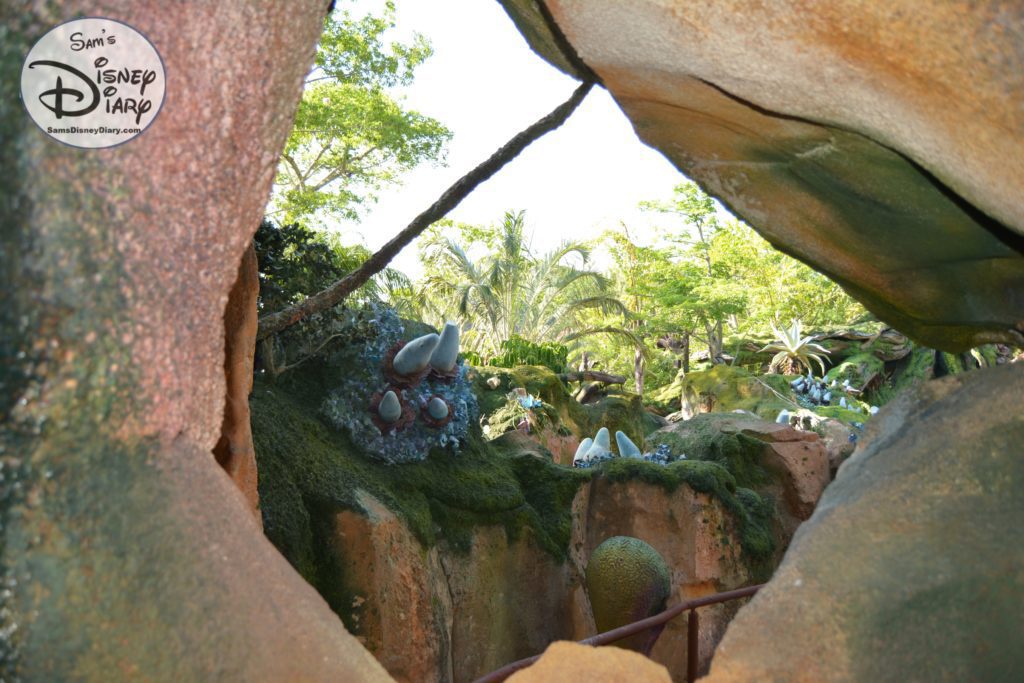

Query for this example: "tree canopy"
[407,211,631,358]
[269,1,451,224]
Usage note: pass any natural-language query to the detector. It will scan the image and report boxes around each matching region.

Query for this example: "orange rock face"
[326,467,789,681]
[576,478,754,677]
[214,241,261,521]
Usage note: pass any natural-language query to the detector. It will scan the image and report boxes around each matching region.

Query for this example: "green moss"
[472,364,650,449]
[977,345,999,367]
[659,365,796,420]
[826,353,885,387]
[814,405,870,424]
[252,365,592,576]
[646,413,773,489]
[599,458,775,577]
[640,409,666,437]
[941,352,965,375]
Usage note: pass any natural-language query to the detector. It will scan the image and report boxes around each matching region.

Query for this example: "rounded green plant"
[585,536,671,653]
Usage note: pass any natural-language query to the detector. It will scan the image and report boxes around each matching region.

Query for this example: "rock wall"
[0,3,390,680]
[328,470,793,682]
[648,414,831,544]
[703,363,1024,681]
[499,0,1024,351]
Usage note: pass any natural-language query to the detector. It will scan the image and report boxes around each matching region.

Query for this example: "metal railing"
[473,583,764,683]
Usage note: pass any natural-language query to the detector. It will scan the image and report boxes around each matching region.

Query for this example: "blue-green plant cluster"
[321,306,478,464]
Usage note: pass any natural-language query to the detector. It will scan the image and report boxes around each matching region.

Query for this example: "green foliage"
[581,183,865,396]
[761,319,831,376]
[825,352,885,389]
[254,220,412,377]
[650,365,797,420]
[410,210,631,356]
[485,335,568,373]
[255,218,367,311]
[270,1,451,223]
[710,220,868,334]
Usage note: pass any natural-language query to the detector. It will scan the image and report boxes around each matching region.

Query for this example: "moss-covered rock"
[253,356,797,679]
[825,352,885,390]
[471,364,655,461]
[813,405,870,424]
[645,413,830,571]
[252,363,592,585]
[650,365,797,422]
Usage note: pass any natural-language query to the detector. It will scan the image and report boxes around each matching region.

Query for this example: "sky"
[335,0,687,277]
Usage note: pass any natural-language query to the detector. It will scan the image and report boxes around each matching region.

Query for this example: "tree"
[269,1,451,224]
[253,218,411,378]
[642,181,747,364]
[414,211,632,357]
[709,219,867,335]
[255,81,594,342]
[591,226,662,395]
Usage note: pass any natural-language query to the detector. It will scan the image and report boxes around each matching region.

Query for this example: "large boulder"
[703,363,1024,681]
[500,1,1024,350]
[648,413,830,540]
[0,3,389,680]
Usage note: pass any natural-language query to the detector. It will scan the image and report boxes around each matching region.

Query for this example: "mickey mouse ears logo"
[21,17,166,149]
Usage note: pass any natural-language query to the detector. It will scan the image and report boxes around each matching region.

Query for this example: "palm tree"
[415,211,633,357]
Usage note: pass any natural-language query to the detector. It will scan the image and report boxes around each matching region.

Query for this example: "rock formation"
[500,0,1024,351]
[254,350,835,681]
[650,414,830,525]
[703,363,1024,681]
[213,241,262,522]
[507,641,671,682]
[322,473,763,682]
[0,3,389,680]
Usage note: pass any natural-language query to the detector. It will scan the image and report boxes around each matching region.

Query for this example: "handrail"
[472,583,764,683]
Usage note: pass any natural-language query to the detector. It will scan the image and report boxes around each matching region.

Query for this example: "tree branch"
[281,153,306,192]
[558,370,626,385]
[257,80,595,341]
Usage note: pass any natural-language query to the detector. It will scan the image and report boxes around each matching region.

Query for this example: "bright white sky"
[336,0,687,277]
